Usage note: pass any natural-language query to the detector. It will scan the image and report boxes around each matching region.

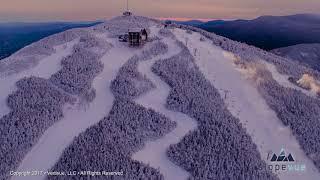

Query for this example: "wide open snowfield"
[172,28,320,180]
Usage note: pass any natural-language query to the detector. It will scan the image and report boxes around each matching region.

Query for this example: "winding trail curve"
[13,35,140,180]
[132,36,198,180]
[0,40,78,120]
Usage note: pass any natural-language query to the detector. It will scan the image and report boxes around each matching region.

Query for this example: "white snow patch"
[173,28,320,180]
[13,35,141,180]
[0,40,78,120]
[297,74,320,95]
[132,29,197,180]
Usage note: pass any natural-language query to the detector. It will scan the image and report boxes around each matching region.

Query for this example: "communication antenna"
[126,0,129,11]
[123,0,132,16]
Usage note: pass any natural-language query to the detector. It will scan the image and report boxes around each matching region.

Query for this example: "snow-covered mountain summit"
[1,15,320,180]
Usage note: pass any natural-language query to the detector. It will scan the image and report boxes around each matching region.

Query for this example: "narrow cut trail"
[173,28,320,180]
[263,62,318,98]
[132,37,198,180]
[13,34,140,180]
[0,40,78,120]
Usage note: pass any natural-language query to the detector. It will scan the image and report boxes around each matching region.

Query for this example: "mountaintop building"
[128,28,148,46]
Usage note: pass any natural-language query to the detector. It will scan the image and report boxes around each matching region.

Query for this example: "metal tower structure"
[126,0,129,11]
[123,0,132,16]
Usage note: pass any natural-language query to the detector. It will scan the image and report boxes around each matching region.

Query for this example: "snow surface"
[0,40,78,120]
[132,28,198,180]
[13,33,141,180]
[173,28,320,180]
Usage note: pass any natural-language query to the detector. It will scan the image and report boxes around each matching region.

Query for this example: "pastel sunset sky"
[0,0,319,22]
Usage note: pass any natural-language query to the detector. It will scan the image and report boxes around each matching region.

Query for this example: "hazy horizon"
[0,0,320,22]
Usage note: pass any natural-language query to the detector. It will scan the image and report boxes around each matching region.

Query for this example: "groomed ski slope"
[172,28,320,180]
[0,40,78,120]
[174,30,320,180]
[132,33,198,180]
[13,34,141,180]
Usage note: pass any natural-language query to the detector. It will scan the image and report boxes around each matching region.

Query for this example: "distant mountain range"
[0,21,101,60]
[272,43,320,71]
[174,14,320,50]
[171,20,204,26]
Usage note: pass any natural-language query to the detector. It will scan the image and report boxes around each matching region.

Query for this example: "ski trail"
[132,37,198,180]
[173,28,320,180]
[0,40,78,120]
[13,36,140,180]
[263,62,318,98]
